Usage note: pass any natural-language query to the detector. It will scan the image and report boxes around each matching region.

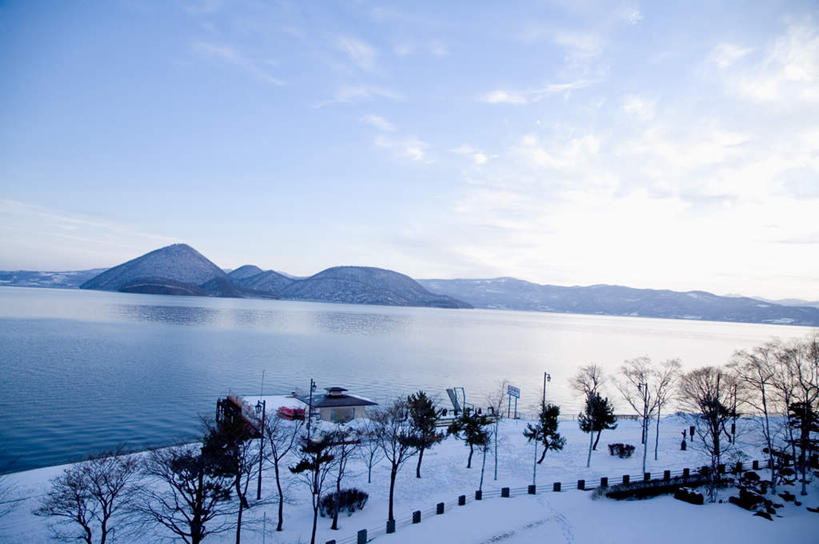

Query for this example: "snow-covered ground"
[1,414,816,543]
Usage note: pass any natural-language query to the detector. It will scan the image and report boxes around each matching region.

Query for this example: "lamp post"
[306,378,316,440]
[542,372,551,406]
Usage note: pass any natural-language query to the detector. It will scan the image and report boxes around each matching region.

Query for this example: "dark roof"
[307,393,378,408]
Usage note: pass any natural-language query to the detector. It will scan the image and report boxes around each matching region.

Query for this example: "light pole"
[542,372,551,406]
[306,378,316,440]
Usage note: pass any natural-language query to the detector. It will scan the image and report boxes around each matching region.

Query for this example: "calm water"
[0,286,813,473]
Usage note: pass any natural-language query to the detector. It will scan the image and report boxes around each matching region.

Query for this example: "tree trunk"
[275,462,285,531]
[310,503,318,544]
[479,447,487,491]
[467,444,474,468]
[592,429,602,450]
[538,444,548,464]
[331,462,342,530]
[235,500,244,544]
[416,447,425,478]
[367,454,373,484]
[388,466,398,521]
[760,385,776,493]
[654,405,661,461]
[586,429,593,468]
[493,423,499,481]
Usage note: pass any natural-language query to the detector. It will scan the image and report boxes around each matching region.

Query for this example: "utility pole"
[306,378,316,440]
[256,399,266,500]
[542,372,551,406]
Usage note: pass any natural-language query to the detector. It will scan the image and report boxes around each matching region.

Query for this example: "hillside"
[80,244,227,292]
[282,266,472,308]
[234,269,294,295]
[418,278,819,326]
[0,268,106,289]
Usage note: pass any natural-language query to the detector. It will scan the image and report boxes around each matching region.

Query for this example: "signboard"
[507,385,520,398]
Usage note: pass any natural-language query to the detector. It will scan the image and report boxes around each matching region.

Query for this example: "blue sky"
[1,0,817,299]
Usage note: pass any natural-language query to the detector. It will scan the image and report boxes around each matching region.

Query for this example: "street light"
[542,372,551,406]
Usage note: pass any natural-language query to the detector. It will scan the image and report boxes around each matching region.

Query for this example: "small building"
[308,387,378,423]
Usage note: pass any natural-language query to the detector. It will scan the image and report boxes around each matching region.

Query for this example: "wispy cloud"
[192,42,284,85]
[709,43,753,68]
[479,79,594,104]
[316,85,403,107]
[622,94,656,120]
[361,114,396,132]
[452,144,489,165]
[375,136,430,162]
[336,36,377,71]
[0,200,176,269]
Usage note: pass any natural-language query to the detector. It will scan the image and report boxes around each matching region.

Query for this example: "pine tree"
[524,403,566,464]
[447,410,491,469]
[578,393,617,453]
[406,391,445,478]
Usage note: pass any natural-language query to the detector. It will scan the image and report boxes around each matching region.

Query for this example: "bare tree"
[327,427,359,531]
[35,448,141,544]
[355,418,384,485]
[778,336,819,495]
[572,364,605,467]
[136,444,234,544]
[652,359,681,461]
[289,436,335,544]
[202,419,262,544]
[486,379,508,481]
[678,366,736,502]
[730,341,781,491]
[263,414,303,531]
[617,357,657,474]
[372,398,417,522]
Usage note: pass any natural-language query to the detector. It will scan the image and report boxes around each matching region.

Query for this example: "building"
[308,387,378,423]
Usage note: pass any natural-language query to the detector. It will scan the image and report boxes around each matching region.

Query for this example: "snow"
[1,415,816,544]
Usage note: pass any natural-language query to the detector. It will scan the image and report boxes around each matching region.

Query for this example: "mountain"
[234,269,294,295]
[0,268,106,289]
[80,244,227,292]
[281,266,471,308]
[228,265,264,280]
[418,278,819,327]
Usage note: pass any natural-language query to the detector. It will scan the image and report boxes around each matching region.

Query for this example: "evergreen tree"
[447,410,491,469]
[289,436,335,544]
[524,403,566,464]
[406,391,445,478]
[578,393,617,452]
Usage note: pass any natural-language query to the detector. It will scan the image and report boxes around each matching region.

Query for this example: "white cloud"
[479,80,594,105]
[720,23,819,103]
[552,30,603,59]
[0,200,175,269]
[336,36,377,71]
[479,90,528,104]
[375,136,430,162]
[622,95,656,120]
[620,7,643,25]
[317,85,403,107]
[709,43,753,68]
[192,42,284,85]
[361,114,396,132]
[452,145,490,165]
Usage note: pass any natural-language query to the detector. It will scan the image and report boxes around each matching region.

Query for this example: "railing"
[324,459,770,544]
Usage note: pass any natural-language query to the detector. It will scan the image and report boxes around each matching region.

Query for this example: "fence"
[324,459,770,544]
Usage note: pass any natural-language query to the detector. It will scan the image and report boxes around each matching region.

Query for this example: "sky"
[0,0,817,300]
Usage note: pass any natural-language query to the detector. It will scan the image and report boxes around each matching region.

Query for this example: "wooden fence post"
[412,511,421,524]
[357,529,367,544]
[600,477,608,488]
[622,475,630,485]
[458,495,466,506]
[577,479,585,490]
[437,502,445,514]
[386,520,395,534]
[501,487,510,497]
[553,482,561,492]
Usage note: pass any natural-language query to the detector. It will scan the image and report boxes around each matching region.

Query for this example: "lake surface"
[0,286,813,473]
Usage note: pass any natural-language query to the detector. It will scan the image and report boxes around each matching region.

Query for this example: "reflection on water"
[311,310,410,335]
[0,286,813,473]
[114,304,222,327]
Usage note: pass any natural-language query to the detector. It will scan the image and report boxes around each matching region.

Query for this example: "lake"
[0,286,813,473]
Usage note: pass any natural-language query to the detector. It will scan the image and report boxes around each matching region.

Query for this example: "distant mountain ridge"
[417,277,819,327]
[3,244,817,325]
[75,244,470,309]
